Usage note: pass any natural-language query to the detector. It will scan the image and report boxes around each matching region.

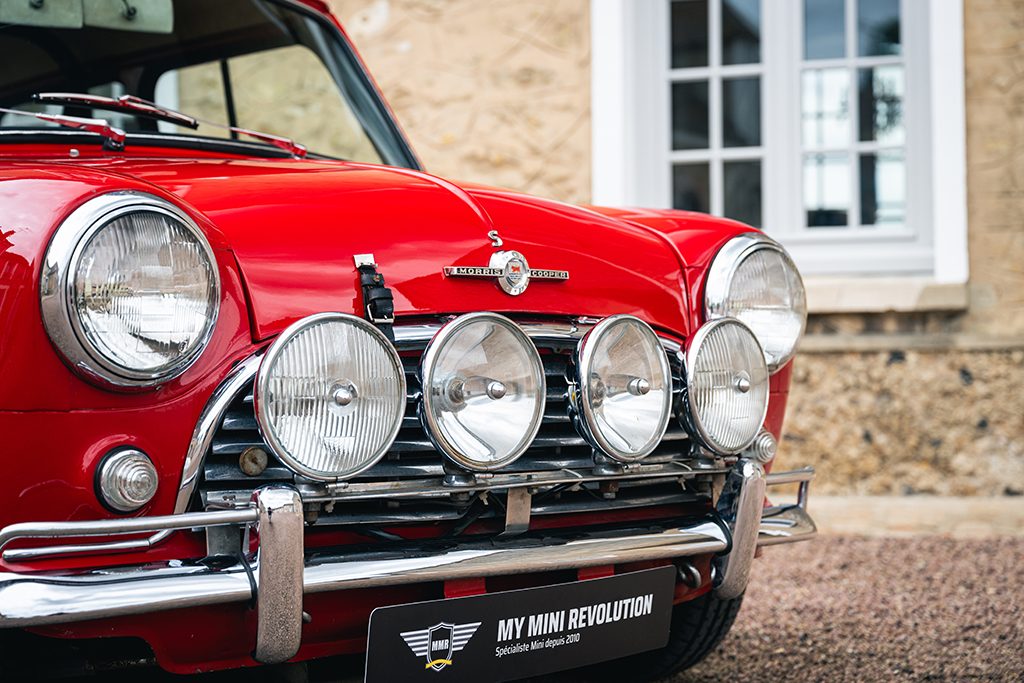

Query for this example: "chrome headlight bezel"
[254,312,407,481]
[572,315,673,463]
[704,232,806,373]
[419,312,546,471]
[684,318,770,455]
[40,191,220,388]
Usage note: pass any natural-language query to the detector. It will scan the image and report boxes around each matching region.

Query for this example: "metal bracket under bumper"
[0,467,815,663]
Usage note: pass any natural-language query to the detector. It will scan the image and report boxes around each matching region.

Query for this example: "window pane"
[804,152,850,227]
[672,81,710,150]
[166,62,231,139]
[858,0,900,56]
[858,65,904,144]
[722,0,760,65]
[229,46,382,162]
[723,77,761,147]
[671,0,708,68]
[861,151,905,225]
[724,160,762,227]
[673,163,711,213]
[804,0,845,60]
[802,68,849,148]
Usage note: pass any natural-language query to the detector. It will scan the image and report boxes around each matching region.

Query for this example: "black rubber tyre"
[583,590,744,682]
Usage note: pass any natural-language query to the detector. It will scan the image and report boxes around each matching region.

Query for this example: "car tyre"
[583,590,744,682]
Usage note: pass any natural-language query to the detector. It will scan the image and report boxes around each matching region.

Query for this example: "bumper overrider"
[0,465,815,664]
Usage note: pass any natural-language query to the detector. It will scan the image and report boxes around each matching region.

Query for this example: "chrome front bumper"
[0,465,815,663]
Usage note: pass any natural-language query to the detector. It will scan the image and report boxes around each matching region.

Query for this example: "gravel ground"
[675,536,1024,683]
[45,536,1024,682]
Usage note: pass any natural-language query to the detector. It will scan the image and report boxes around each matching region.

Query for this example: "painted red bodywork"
[0,1,792,673]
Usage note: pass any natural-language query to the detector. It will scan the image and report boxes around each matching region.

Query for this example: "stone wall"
[775,350,1024,496]
[327,0,592,203]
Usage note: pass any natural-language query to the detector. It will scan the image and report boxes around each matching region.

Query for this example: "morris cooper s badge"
[444,249,569,296]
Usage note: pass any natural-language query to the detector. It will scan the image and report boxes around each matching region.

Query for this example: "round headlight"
[573,315,672,462]
[40,192,220,387]
[685,318,769,454]
[255,313,406,481]
[704,233,806,372]
[420,312,545,471]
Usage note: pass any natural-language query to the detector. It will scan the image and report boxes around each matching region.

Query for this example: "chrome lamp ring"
[684,317,769,455]
[39,190,221,388]
[703,231,806,373]
[419,312,546,471]
[254,312,407,482]
[704,232,789,318]
[573,315,673,462]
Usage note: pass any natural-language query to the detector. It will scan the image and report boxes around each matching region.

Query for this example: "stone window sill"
[805,277,969,315]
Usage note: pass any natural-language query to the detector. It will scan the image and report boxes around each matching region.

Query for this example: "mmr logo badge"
[400,621,481,671]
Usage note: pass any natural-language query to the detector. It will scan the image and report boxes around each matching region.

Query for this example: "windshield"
[0,0,417,166]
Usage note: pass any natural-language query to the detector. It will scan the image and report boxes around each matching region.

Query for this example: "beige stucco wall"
[328,0,592,203]
[962,0,1024,337]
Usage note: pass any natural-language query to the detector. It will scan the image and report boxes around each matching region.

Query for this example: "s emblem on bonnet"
[444,248,569,296]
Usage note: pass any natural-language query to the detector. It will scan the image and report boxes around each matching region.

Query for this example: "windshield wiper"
[33,92,199,130]
[30,92,307,158]
[0,106,126,149]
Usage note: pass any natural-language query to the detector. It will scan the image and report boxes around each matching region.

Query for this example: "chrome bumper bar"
[0,466,815,662]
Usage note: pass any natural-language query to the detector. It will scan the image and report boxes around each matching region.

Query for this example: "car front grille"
[193,328,714,528]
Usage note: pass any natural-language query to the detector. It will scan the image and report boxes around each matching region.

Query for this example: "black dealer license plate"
[364,566,675,682]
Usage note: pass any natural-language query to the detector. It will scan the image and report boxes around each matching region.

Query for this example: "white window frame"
[591,0,968,291]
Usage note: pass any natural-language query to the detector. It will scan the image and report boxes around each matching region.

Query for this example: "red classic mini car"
[0,1,816,680]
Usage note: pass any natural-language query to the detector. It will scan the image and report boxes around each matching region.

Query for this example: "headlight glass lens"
[686,318,769,454]
[575,315,672,461]
[72,210,219,377]
[706,235,806,372]
[255,313,406,480]
[421,313,545,470]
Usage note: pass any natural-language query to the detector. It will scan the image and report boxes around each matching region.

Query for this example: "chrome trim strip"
[0,509,257,559]
[759,466,816,546]
[758,504,817,546]
[766,465,815,510]
[290,462,727,505]
[765,466,815,486]
[0,515,729,628]
[1,529,174,563]
[175,354,264,513]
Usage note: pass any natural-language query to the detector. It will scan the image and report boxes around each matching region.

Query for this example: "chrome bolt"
[332,382,358,407]
[628,377,651,396]
[486,380,507,400]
